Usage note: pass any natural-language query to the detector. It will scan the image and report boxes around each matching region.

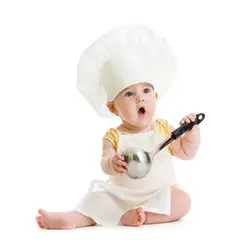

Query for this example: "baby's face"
[112,82,158,128]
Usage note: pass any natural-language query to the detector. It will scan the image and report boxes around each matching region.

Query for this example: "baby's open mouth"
[138,107,146,115]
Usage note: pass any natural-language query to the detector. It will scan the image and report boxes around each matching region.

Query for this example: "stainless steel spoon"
[121,113,205,179]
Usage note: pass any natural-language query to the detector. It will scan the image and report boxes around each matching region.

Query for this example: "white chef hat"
[77,24,178,118]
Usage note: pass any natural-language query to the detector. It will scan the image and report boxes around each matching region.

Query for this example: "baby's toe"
[137,207,143,213]
[136,221,141,226]
[139,214,144,223]
[37,220,44,229]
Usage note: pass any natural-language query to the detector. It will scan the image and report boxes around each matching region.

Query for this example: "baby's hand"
[110,152,128,175]
[180,113,199,135]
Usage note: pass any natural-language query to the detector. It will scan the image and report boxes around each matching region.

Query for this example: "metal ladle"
[121,113,205,179]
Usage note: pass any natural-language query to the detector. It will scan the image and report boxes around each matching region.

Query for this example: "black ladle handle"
[171,113,205,140]
[156,113,205,153]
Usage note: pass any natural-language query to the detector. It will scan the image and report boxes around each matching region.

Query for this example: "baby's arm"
[100,139,127,175]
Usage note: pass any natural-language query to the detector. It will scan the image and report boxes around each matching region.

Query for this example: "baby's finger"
[115,153,124,161]
[183,116,190,123]
[116,159,127,167]
[187,114,196,122]
[190,113,196,118]
[179,119,185,125]
[114,152,124,161]
[180,113,196,125]
[113,156,124,165]
[114,165,127,173]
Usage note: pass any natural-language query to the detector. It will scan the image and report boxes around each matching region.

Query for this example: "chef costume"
[75,25,179,226]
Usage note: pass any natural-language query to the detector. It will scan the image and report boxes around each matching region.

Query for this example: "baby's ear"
[106,102,117,115]
[155,92,158,100]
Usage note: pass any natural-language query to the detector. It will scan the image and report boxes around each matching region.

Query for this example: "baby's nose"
[136,97,144,103]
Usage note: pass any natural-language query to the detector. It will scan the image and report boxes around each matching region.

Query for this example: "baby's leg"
[36,209,96,230]
[120,187,191,226]
[144,187,191,224]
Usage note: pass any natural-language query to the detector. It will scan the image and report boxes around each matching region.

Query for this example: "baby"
[36,25,201,229]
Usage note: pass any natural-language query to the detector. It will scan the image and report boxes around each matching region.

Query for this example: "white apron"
[74,119,178,226]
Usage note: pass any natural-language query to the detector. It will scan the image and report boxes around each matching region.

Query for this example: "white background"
[0,0,249,249]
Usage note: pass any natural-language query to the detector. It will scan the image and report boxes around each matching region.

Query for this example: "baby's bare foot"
[36,209,75,230]
[121,207,146,227]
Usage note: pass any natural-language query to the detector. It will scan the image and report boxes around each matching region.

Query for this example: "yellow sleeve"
[102,128,119,151]
[156,119,174,155]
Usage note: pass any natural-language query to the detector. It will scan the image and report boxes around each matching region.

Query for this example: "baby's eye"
[144,88,151,93]
[124,91,133,97]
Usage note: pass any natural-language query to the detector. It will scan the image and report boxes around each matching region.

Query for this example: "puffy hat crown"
[77,25,177,118]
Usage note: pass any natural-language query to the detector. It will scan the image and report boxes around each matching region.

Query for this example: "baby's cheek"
[126,108,136,117]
